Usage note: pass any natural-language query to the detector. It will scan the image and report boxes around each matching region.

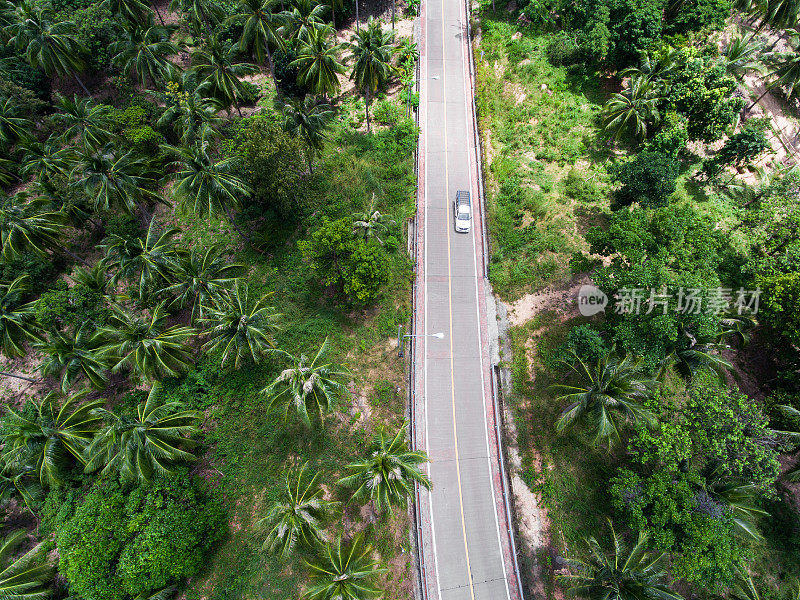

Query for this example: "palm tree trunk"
[331,3,336,29]
[153,1,166,24]
[748,84,772,110]
[70,68,90,95]
[0,372,38,383]
[62,247,91,266]
[355,0,359,32]
[224,205,265,254]
[392,0,395,28]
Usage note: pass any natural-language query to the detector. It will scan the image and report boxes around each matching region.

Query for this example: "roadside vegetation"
[0,0,425,598]
[476,0,800,598]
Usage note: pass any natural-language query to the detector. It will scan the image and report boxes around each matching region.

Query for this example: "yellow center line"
[441,0,476,595]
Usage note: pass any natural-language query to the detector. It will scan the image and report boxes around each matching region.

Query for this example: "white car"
[453,190,471,233]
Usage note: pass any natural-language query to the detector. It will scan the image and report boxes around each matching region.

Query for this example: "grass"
[159,112,417,600]
[475,9,612,300]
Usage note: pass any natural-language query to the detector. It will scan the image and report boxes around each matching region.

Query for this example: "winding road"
[412,0,521,597]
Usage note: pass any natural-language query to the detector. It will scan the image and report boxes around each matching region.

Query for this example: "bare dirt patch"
[505,274,591,328]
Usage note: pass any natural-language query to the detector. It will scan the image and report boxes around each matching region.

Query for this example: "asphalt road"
[418,0,513,596]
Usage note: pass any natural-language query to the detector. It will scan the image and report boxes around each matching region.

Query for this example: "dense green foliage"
[57,473,225,600]
[477,0,800,596]
[0,0,419,597]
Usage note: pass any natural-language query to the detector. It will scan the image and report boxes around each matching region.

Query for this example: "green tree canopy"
[57,473,225,600]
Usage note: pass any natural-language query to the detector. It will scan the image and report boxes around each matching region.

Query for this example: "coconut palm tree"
[764,0,800,31]
[764,47,800,100]
[98,302,196,381]
[166,141,254,241]
[0,454,41,512]
[0,158,14,187]
[722,36,765,81]
[5,1,89,94]
[0,95,32,144]
[103,0,154,25]
[84,381,201,483]
[70,263,115,300]
[190,35,258,116]
[338,421,430,513]
[303,533,386,600]
[0,276,42,358]
[601,75,661,143]
[262,337,349,425]
[157,82,223,146]
[324,0,343,29]
[560,522,682,600]
[0,193,65,261]
[2,389,104,486]
[352,195,394,244]
[349,18,396,132]
[72,141,161,217]
[291,28,345,98]
[282,0,328,42]
[111,21,181,88]
[0,531,54,599]
[199,283,280,368]
[281,95,335,169]
[35,325,110,393]
[162,244,246,321]
[256,462,339,557]
[705,478,769,541]
[553,350,656,447]
[101,219,180,296]
[230,0,285,79]
[168,0,224,40]
[655,327,733,382]
[19,139,76,183]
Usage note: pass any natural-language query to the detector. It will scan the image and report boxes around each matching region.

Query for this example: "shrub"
[0,253,63,294]
[644,112,688,158]
[563,0,664,68]
[72,3,118,72]
[546,32,582,66]
[372,99,403,125]
[57,472,225,600]
[343,240,390,304]
[238,80,261,104]
[703,117,770,178]
[563,324,606,364]
[562,168,604,203]
[663,0,731,36]
[123,125,165,156]
[273,47,307,97]
[300,217,391,304]
[233,113,307,218]
[0,47,50,101]
[104,213,143,240]
[569,251,601,273]
[610,150,679,209]
[35,280,109,332]
[610,467,741,590]
[662,48,745,143]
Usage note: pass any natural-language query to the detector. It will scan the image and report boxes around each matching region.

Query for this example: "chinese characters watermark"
[609,287,761,315]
